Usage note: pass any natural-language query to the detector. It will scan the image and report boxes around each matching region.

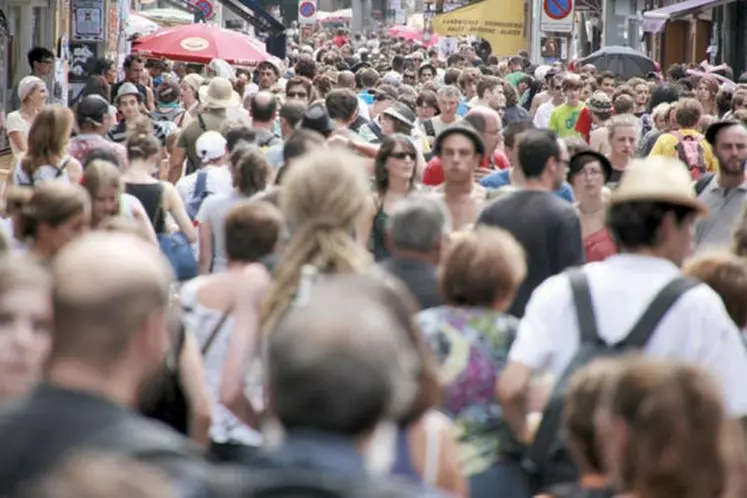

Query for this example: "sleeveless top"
[369,203,390,262]
[13,156,72,186]
[583,228,616,263]
[125,182,166,234]
[389,413,443,486]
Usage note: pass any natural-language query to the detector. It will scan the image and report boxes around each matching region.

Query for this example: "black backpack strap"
[524,269,600,477]
[197,112,207,132]
[617,277,700,350]
[694,172,715,196]
[567,269,602,346]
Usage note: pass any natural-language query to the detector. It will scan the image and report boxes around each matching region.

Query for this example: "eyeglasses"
[581,167,604,177]
[553,86,562,90]
[390,151,416,160]
[287,91,308,98]
[375,95,393,102]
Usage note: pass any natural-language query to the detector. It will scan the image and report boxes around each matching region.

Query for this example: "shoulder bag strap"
[200,307,232,356]
[197,112,207,132]
[56,157,72,178]
[617,277,700,350]
[567,268,603,346]
[193,171,208,201]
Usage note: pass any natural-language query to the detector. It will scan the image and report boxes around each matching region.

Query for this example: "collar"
[604,253,679,272]
[270,429,367,477]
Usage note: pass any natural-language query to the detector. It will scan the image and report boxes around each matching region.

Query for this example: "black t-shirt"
[477,189,584,318]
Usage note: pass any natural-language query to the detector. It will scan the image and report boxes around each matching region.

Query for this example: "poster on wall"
[73,0,105,42]
[69,41,98,84]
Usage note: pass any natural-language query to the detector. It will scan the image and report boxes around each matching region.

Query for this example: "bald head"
[463,107,502,153]
[250,90,278,124]
[337,71,355,89]
[268,276,418,434]
[50,232,173,371]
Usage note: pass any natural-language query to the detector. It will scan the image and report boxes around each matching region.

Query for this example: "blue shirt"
[480,170,575,203]
[358,91,374,106]
[457,98,469,117]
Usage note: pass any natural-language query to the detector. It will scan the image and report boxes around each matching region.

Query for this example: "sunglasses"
[375,95,393,102]
[287,91,308,98]
[390,151,416,160]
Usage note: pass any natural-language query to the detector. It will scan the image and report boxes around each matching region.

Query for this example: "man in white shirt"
[499,156,747,443]
[176,131,233,214]
[533,73,564,129]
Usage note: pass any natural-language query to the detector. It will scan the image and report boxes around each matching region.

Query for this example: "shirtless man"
[431,125,490,231]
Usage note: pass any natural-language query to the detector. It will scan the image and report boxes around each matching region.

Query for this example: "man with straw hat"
[169,77,242,183]
[500,156,747,489]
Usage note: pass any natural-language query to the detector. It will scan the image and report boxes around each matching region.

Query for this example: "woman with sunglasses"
[358,134,420,262]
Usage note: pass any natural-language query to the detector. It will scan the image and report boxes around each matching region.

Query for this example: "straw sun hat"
[610,156,708,216]
[198,77,240,110]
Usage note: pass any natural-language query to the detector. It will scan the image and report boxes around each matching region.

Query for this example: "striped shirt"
[107,119,170,146]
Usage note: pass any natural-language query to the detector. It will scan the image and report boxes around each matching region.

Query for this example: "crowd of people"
[2,25,747,498]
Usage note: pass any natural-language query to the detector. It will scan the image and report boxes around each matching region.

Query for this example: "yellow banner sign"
[432,0,526,56]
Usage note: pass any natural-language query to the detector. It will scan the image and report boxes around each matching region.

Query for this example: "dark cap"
[297,103,336,137]
[372,84,397,101]
[433,124,486,158]
[76,95,110,127]
[382,101,416,129]
[705,120,742,146]
[155,78,180,103]
[567,150,613,184]
[351,61,371,73]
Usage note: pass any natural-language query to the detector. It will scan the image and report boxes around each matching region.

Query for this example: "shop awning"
[642,0,731,33]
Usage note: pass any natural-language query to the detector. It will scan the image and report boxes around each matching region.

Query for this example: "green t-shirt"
[505,71,525,87]
[548,103,585,138]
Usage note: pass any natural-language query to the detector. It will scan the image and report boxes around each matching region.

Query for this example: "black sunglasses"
[287,91,307,98]
[374,94,392,102]
[390,151,416,160]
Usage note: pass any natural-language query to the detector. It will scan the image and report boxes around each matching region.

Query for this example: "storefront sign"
[73,0,105,42]
[432,0,526,56]
[69,41,98,83]
[540,0,575,33]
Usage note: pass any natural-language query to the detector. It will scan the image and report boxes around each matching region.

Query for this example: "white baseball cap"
[195,131,227,164]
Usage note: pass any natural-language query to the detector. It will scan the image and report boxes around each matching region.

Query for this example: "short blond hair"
[440,226,526,308]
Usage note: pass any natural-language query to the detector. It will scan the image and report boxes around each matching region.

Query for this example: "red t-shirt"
[332,35,348,48]
[422,150,510,186]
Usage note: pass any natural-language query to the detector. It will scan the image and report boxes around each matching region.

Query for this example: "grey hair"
[386,194,451,253]
[267,281,419,434]
[437,85,462,100]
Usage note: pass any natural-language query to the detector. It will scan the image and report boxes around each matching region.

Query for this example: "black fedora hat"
[567,150,613,184]
[297,103,336,137]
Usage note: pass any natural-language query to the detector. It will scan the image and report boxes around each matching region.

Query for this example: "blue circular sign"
[192,0,214,19]
[544,0,571,19]
[299,1,316,18]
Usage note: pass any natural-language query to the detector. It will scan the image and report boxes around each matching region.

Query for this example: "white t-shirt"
[510,254,747,417]
[175,165,234,208]
[6,111,32,163]
[533,101,557,129]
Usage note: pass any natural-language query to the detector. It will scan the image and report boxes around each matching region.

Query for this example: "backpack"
[16,157,71,187]
[187,171,209,220]
[672,131,707,180]
[523,269,700,494]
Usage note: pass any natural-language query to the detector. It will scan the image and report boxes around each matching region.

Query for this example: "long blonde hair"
[21,105,74,177]
[260,149,371,332]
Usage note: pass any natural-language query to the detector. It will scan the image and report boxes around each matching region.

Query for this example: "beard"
[716,154,745,176]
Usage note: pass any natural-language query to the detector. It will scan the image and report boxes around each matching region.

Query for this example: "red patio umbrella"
[132,24,271,66]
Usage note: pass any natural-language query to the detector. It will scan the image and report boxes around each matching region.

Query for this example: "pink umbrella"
[387,25,439,46]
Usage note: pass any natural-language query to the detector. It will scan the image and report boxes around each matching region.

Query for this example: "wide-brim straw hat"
[610,156,708,216]
[198,77,240,109]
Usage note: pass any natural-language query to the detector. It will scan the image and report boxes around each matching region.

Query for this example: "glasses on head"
[287,91,308,98]
[390,151,416,160]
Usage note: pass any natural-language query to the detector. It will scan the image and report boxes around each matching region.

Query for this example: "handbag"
[155,183,199,281]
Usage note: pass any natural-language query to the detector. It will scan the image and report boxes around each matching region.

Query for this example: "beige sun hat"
[198,77,240,110]
[610,156,708,216]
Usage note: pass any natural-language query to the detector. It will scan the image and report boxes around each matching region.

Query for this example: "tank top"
[125,182,166,234]
[391,426,420,480]
[369,203,390,262]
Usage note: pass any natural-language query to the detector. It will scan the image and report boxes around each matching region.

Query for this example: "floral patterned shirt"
[417,306,521,476]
